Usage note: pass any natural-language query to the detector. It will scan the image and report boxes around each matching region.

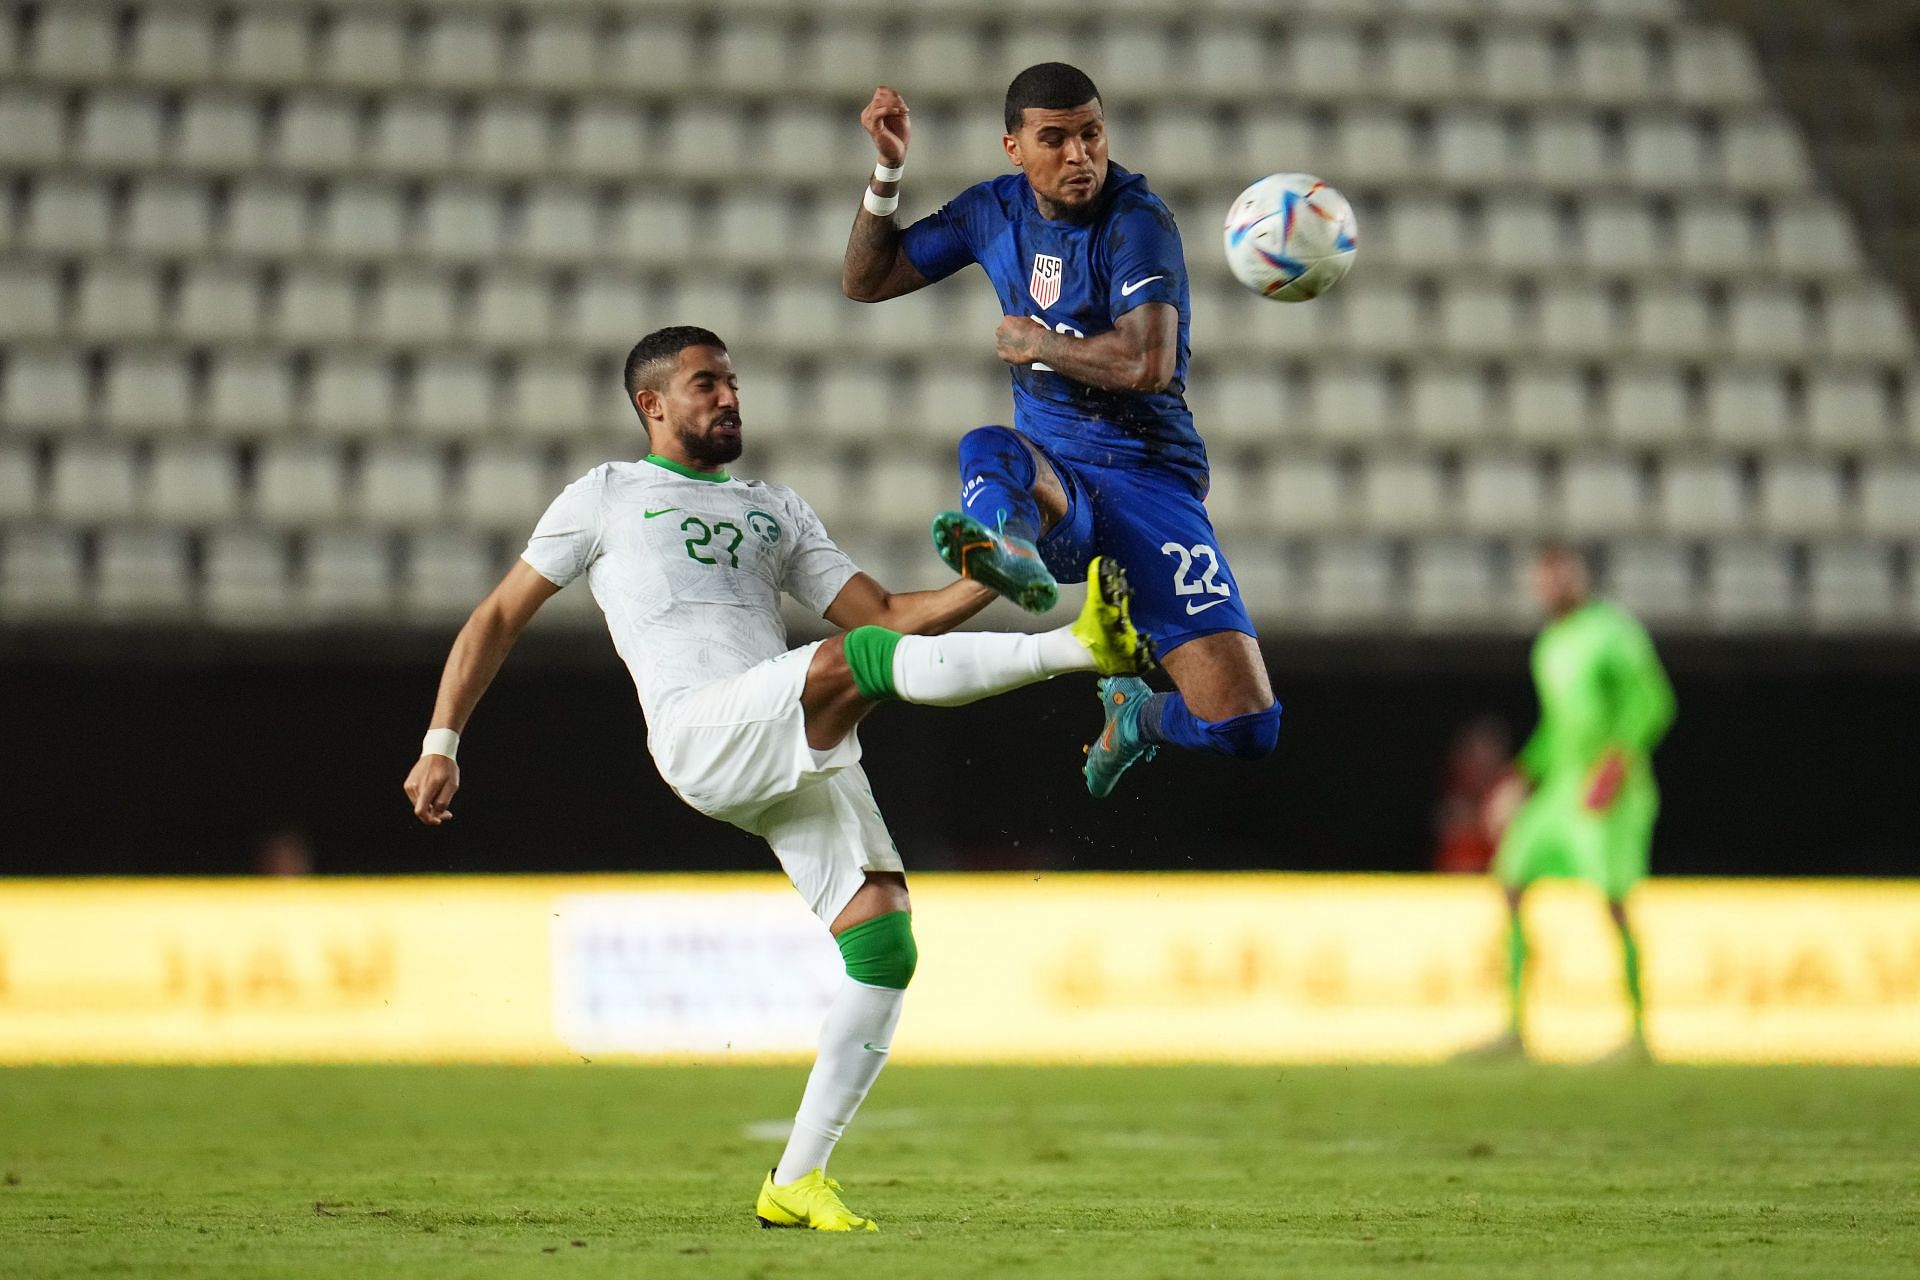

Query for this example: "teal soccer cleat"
[1083,675,1159,799]
[930,511,1060,614]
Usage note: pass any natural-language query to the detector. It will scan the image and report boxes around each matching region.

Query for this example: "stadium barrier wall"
[2,874,1916,1065]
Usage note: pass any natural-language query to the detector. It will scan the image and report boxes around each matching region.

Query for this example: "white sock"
[888,628,1091,708]
[772,977,905,1184]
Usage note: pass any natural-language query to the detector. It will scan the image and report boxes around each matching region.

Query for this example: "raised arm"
[402,560,560,825]
[842,86,934,303]
[822,572,998,637]
[993,302,1180,395]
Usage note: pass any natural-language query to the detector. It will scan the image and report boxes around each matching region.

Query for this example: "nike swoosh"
[1120,275,1166,297]
[862,1043,890,1053]
[1185,597,1230,615]
[643,507,678,519]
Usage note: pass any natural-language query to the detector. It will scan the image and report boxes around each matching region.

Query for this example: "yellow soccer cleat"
[1070,556,1156,677]
[755,1168,880,1233]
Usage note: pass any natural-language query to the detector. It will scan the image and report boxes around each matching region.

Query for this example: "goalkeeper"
[1476,545,1676,1061]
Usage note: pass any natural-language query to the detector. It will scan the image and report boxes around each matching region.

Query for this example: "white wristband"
[421,727,460,761]
[873,160,905,183]
[863,187,899,217]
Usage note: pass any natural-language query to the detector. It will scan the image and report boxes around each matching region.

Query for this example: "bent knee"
[1211,702,1282,760]
[835,909,917,990]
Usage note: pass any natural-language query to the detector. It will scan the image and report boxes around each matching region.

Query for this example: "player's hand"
[1482,770,1528,841]
[994,314,1047,366]
[1584,750,1628,812]
[404,754,460,826]
[860,86,911,168]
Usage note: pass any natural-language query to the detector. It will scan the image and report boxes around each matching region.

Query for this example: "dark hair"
[623,326,726,423]
[1004,62,1102,134]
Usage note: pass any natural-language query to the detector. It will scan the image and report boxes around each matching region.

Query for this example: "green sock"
[841,626,903,701]
[1506,909,1528,1040]
[1618,922,1645,1042]
[836,910,917,990]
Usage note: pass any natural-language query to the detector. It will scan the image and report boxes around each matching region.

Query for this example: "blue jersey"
[900,165,1205,480]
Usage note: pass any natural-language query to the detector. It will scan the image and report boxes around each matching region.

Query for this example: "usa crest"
[1029,253,1064,310]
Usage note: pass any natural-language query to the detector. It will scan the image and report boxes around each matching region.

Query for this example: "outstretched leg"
[931,427,1074,614]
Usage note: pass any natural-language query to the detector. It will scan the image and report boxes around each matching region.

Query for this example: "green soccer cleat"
[1070,555,1155,678]
[1083,674,1160,800]
[755,1168,880,1233]
[931,511,1059,614]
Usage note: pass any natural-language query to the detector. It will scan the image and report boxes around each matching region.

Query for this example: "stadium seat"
[1533,114,1611,189]
[1573,30,1661,103]
[809,365,897,446]
[1310,365,1396,445]
[1435,111,1514,186]
[1825,286,1917,363]
[29,9,117,81]
[1727,286,1815,361]
[276,95,360,172]
[131,9,217,84]
[397,533,495,621]
[1805,371,1896,452]
[303,530,397,618]
[101,352,194,436]
[94,528,193,618]
[0,444,38,520]
[419,13,505,90]
[318,181,408,258]
[1704,369,1794,449]
[859,454,955,532]
[1629,287,1715,361]
[903,365,1009,444]
[1858,462,1920,539]
[175,94,265,169]
[1537,286,1618,359]
[419,185,505,262]
[357,445,450,527]
[1192,22,1272,97]
[1558,454,1646,535]
[1092,23,1183,97]
[47,441,139,522]
[1484,197,1566,272]
[1341,282,1420,357]
[369,98,458,177]
[1250,455,1337,537]
[227,10,310,85]
[1770,199,1866,276]
[518,16,600,92]
[1576,198,1662,274]
[303,354,395,438]
[1721,115,1814,193]
[1409,366,1495,445]
[145,442,242,524]
[469,102,549,177]
[1437,287,1523,358]
[22,177,116,255]
[609,192,699,265]
[1604,367,1691,447]
[205,354,296,438]
[76,92,168,167]
[710,19,793,96]
[471,272,557,348]
[202,529,293,624]
[569,277,653,350]
[124,178,217,255]
[1605,540,1697,625]
[1706,542,1797,630]
[1756,457,1846,537]
[561,101,647,179]
[225,180,310,256]
[175,265,264,343]
[1807,542,1901,630]
[1411,541,1510,631]
[762,109,860,183]
[254,443,349,526]
[607,15,699,94]
[1482,29,1557,103]
[1304,539,1398,628]
[711,195,795,270]
[520,189,600,263]
[72,265,165,341]
[322,14,410,90]
[367,270,461,345]
[1386,29,1468,101]
[1508,368,1592,446]
[1460,457,1549,535]
[1135,108,1230,185]
[456,444,554,532]
[1671,29,1765,107]
[1288,26,1366,101]
[409,356,497,439]
[1331,109,1418,185]
[2,352,91,432]
[0,89,65,166]
[0,529,87,617]
[1677,200,1759,274]
[273,266,360,344]
[0,263,64,340]
[1358,456,1447,535]
[1657,457,1748,537]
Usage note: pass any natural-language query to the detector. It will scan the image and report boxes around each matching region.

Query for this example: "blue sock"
[956,425,1042,543]
[1139,695,1282,760]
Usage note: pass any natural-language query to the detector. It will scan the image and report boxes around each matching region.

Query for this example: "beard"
[677,415,743,468]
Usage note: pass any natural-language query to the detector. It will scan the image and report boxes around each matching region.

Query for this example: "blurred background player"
[841,64,1281,800]
[401,326,1150,1231]
[1470,546,1677,1062]
[1432,716,1514,875]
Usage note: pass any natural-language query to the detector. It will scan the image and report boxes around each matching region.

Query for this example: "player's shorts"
[1026,439,1259,657]
[649,641,904,924]
[1492,776,1656,902]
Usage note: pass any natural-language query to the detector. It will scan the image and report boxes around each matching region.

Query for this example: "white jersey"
[521,455,860,730]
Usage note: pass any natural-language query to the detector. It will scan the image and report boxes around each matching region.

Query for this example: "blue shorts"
[1027,441,1259,657]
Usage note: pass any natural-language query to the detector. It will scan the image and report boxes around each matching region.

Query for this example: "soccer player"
[1473,545,1676,1061]
[401,327,1150,1231]
[841,63,1281,798]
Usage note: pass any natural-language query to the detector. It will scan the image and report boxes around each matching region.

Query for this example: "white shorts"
[650,641,905,924]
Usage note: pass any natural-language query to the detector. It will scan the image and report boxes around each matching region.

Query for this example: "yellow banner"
[1,874,1915,1064]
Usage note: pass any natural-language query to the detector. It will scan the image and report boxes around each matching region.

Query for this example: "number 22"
[1161,541,1230,597]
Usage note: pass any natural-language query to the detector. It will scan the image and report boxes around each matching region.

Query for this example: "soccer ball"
[1223,174,1358,302]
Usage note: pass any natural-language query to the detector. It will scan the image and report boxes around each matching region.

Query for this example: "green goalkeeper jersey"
[1517,599,1675,786]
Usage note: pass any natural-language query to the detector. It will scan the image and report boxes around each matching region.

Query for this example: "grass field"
[2,1063,1916,1278]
